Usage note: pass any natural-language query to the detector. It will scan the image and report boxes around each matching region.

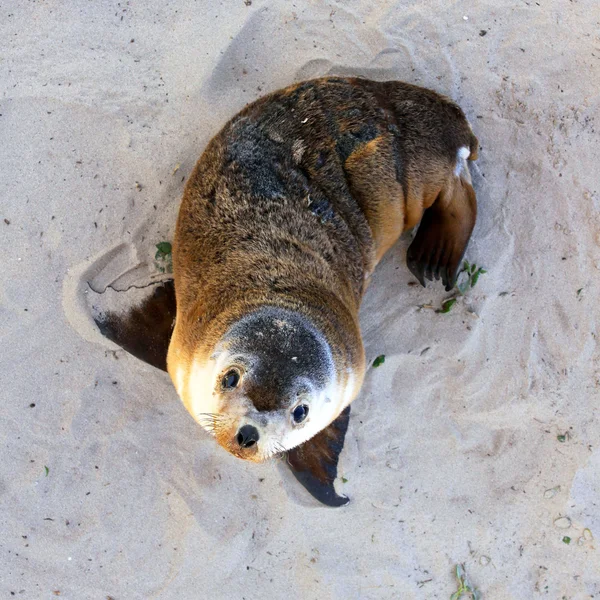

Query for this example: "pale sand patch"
[1,0,599,598]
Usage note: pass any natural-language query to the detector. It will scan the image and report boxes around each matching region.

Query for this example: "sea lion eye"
[292,404,309,424]
[222,369,240,389]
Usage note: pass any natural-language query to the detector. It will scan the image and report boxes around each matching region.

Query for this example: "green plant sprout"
[155,241,173,274]
[450,564,481,600]
[435,261,487,314]
[456,261,487,295]
[372,355,385,368]
[437,298,457,314]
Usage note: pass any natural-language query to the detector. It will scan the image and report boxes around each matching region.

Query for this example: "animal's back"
[172,77,477,348]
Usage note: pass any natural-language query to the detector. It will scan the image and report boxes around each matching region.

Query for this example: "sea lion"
[96,76,478,506]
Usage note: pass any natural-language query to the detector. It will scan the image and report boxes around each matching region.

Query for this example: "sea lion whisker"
[262,439,279,460]
[267,441,286,459]
[196,412,225,420]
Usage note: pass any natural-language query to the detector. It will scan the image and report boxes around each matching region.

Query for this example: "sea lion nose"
[236,424,260,448]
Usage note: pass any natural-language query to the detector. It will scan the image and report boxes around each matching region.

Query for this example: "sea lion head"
[170,306,357,462]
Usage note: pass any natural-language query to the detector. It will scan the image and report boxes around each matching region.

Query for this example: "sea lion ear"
[286,406,351,507]
[94,280,176,372]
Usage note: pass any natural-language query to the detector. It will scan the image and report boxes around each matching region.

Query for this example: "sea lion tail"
[468,130,479,161]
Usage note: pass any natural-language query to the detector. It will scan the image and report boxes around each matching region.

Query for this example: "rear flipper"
[407,167,477,292]
[287,406,351,507]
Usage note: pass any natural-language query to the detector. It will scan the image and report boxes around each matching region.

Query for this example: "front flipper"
[94,280,176,371]
[286,406,351,507]
[95,281,352,506]
[407,176,477,292]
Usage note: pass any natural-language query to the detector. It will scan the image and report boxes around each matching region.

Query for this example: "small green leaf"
[470,263,477,274]
[471,268,487,289]
[156,241,172,255]
[155,241,173,261]
[155,241,173,274]
[577,288,583,296]
[463,260,470,273]
[562,536,571,544]
[557,434,567,443]
[437,298,457,314]
[44,466,49,477]
[373,355,385,368]
[341,477,348,483]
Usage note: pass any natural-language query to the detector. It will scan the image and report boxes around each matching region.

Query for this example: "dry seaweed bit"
[418,303,435,311]
[543,486,560,499]
[553,516,572,529]
[437,298,457,314]
[562,536,571,545]
[373,355,385,368]
[155,241,173,274]
[44,466,49,477]
[578,528,594,545]
[450,564,481,600]
[557,433,569,443]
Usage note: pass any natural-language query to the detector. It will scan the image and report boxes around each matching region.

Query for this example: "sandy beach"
[1,0,599,598]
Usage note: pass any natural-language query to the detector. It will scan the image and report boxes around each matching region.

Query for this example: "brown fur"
[167,76,478,418]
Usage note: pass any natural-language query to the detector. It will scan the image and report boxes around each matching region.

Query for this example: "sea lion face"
[180,308,351,462]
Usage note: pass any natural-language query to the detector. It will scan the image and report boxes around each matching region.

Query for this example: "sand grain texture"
[1,0,599,598]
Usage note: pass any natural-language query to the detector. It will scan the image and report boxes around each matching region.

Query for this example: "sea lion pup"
[96,76,478,505]
[166,77,478,470]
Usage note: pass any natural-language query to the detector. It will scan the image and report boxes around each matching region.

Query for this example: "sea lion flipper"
[94,280,176,372]
[407,175,477,292]
[286,406,351,507]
